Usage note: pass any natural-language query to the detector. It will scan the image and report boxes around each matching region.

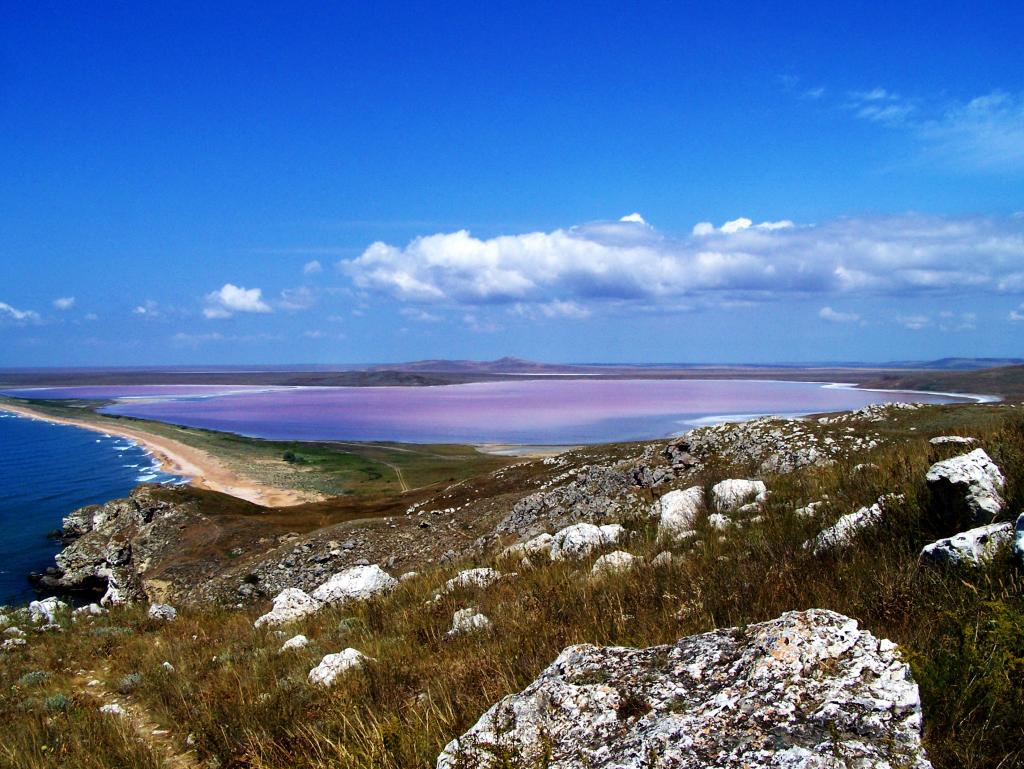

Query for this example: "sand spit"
[0,403,317,508]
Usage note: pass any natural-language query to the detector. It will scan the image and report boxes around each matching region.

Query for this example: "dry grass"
[2,406,1023,768]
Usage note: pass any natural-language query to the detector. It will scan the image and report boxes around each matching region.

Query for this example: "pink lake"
[4,379,972,444]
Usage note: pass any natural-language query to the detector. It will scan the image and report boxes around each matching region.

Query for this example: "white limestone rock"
[651,551,673,568]
[28,597,67,625]
[711,479,767,512]
[147,603,177,621]
[590,550,637,578]
[280,634,309,652]
[929,435,976,446]
[446,608,492,637]
[436,609,931,769]
[308,648,368,687]
[254,588,323,628]
[550,523,625,561]
[311,565,397,605]
[100,703,128,717]
[920,522,1013,566]
[501,533,554,560]
[707,513,733,531]
[805,495,902,555]
[443,568,503,593]
[926,449,1005,526]
[73,603,106,619]
[652,486,703,542]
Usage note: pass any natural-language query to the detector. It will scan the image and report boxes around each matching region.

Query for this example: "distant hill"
[859,364,1024,400]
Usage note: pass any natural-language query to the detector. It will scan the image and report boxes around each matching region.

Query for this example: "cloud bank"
[343,213,1024,312]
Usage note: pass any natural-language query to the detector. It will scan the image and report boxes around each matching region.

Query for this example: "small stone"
[147,604,177,621]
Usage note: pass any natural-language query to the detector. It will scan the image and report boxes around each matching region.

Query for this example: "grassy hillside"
[860,364,1024,400]
[1,403,1023,768]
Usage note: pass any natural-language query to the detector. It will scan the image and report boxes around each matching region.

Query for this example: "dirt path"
[0,403,317,508]
[383,460,410,492]
[74,667,202,769]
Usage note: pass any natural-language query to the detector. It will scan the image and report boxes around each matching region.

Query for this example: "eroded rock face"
[550,523,624,561]
[51,486,187,603]
[920,522,1013,567]
[311,564,397,605]
[437,609,931,769]
[926,449,1005,529]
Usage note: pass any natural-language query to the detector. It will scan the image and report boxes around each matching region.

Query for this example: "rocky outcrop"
[48,486,188,603]
[550,523,625,561]
[280,634,309,652]
[310,565,397,605]
[28,597,67,625]
[437,609,930,769]
[926,449,1005,529]
[920,522,1012,566]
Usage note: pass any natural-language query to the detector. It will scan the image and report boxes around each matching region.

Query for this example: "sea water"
[0,413,182,606]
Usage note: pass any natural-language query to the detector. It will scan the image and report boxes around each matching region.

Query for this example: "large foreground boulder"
[920,522,1013,567]
[437,609,930,769]
[926,449,1005,529]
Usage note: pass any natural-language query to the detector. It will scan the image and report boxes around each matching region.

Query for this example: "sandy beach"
[0,403,316,507]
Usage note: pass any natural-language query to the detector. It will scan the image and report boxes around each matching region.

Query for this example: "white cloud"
[619,212,647,224]
[84,313,98,321]
[898,314,931,331]
[1010,304,1024,321]
[278,286,316,311]
[818,306,860,323]
[203,283,272,319]
[693,218,794,236]
[847,88,1024,172]
[512,300,591,320]
[133,300,160,317]
[52,297,75,310]
[303,260,323,275]
[0,301,40,323]
[343,213,1024,314]
[400,307,440,323]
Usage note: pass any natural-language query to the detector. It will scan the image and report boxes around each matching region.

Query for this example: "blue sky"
[1,2,1022,366]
